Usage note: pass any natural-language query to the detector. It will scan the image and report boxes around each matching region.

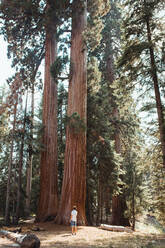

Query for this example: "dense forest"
[0,0,165,231]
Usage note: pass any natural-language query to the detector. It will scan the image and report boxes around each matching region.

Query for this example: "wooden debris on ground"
[3,225,45,233]
[0,229,40,248]
[99,224,133,233]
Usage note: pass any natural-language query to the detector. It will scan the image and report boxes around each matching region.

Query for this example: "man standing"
[70,206,78,235]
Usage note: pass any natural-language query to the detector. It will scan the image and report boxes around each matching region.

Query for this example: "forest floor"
[0,220,165,248]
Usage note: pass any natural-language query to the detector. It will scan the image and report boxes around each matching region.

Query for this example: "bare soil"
[1,221,165,248]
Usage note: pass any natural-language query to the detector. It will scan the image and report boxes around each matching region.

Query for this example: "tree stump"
[0,230,40,248]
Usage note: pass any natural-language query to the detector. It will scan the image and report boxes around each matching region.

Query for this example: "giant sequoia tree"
[55,0,87,225]
[36,1,59,221]
[0,0,59,222]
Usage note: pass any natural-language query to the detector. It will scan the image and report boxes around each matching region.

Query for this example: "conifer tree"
[55,0,110,225]
[86,0,131,225]
[4,74,22,225]
[0,87,10,218]
[88,0,129,226]
[86,56,122,225]
[118,0,165,168]
[0,0,70,221]
[55,0,88,225]
[36,2,58,221]
[142,131,165,226]
[101,0,129,226]
[0,0,46,221]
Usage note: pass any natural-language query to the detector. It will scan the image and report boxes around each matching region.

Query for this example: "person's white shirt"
[71,209,77,222]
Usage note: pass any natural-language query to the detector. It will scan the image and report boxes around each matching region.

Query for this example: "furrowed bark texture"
[36,30,58,221]
[56,0,87,225]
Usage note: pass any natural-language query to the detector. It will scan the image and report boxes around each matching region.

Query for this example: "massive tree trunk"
[36,28,58,221]
[144,0,165,168]
[55,0,87,225]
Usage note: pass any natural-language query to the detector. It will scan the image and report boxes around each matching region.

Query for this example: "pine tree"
[118,0,165,167]
[101,0,130,226]
[4,74,22,225]
[0,86,10,219]
[86,57,123,225]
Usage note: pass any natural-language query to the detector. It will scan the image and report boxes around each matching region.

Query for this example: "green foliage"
[118,41,149,68]
[118,0,165,94]
[50,56,68,83]
[66,112,86,134]
[84,0,110,51]
[57,83,68,193]
[86,49,125,224]
[143,143,165,226]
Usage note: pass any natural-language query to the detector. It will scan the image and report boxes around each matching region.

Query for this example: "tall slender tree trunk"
[36,28,58,221]
[144,1,165,168]
[96,170,101,225]
[131,168,135,231]
[25,84,34,216]
[55,0,87,225]
[15,90,28,223]
[25,55,44,216]
[5,99,18,225]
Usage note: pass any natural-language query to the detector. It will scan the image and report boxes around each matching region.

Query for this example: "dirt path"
[25,222,165,248]
[1,221,165,248]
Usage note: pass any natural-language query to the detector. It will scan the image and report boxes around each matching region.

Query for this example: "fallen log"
[3,226,22,233]
[99,224,133,233]
[0,229,40,248]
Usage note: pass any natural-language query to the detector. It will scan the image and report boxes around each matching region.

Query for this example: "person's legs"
[71,221,77,235]
[75,225,77,234]
[71,221,74,234]
[71,226,74,234]
[74,222,77,234]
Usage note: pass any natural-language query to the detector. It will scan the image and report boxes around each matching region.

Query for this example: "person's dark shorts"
[70,221,77,227]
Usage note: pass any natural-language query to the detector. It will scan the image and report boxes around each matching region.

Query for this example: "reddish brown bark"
[36,29,58,221]
[110,195,130,226]
[55,0,87,225]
